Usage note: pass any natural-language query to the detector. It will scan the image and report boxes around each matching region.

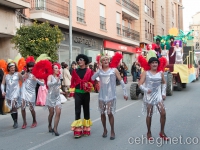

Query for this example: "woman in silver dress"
[1,62,23,128]
[138,57,169,141]
[92,55,128,140]
[21,61,44,129]
[46,63,62,136]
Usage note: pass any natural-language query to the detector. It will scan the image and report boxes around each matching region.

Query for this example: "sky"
[182,0,200,31]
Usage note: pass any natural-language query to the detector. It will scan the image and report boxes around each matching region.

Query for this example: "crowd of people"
[0,51,169,141]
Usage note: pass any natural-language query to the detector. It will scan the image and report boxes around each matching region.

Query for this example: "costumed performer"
[91,53,128,140]
[21,56,44,129]
[168,36,175,64]
[1,62,23,128]
[155,38,162,58]
[170,40,183,64]
[161,45,169,64]
[70,54,94,138]
[137,51,169,141]
[45,63,62,136]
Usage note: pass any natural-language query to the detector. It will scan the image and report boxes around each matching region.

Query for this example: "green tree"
[11,21,63,62]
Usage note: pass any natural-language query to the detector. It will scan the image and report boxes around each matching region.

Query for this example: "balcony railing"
[100,16,106,30]
[30,0,69,18]
[122,0,139,16]
[122,26,140,41]
[116,23,121,35]
[77,6,85,23]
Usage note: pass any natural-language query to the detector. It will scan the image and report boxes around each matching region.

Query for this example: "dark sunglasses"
[78,58,84,61]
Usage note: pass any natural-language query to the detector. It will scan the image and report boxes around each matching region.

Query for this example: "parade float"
[130,28,196,100]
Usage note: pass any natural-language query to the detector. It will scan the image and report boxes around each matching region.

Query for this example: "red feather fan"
[18,57,26,72]
[26,56,35,64]
[137,55,150,71]
[32,60,53,85]
[96,55,101,65]
[146,43,156,50]
[0,60,8,74]
[157,57,167,72]
[109,52,123,68]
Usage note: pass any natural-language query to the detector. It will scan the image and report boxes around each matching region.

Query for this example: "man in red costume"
[70,54,94,138]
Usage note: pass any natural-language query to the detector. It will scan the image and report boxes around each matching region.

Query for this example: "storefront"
[103,40,142,73]
[58,30,103,64]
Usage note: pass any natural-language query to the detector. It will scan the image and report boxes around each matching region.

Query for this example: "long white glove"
[120,80,128,97]
[161,84,166,96]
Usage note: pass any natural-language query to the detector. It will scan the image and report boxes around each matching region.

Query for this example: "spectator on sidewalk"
[131,62,137,82]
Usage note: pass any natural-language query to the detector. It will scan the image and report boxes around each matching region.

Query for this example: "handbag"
[3,100,10,113]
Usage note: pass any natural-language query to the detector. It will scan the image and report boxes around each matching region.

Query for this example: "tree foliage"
[11,21,63,62]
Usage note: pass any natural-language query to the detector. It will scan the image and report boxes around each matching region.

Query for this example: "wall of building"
[0,38,18,60]
[0,5,16,36]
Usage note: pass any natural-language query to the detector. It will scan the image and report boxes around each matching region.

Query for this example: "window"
[172,3,174,18]
[77,0,85,23]
[172,22,174,27]
[116,12,121,35]
[152,1,154,18]
[162,28,164,35]
[161,6,164,23]
[100,4,106,30]
[145,20,147,39]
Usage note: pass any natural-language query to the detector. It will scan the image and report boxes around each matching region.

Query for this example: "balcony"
[122,26,140,45]
[161,15,164,23]
[30,0,69,28]
[100,16,106,30]
[0,0,30,9]
[121,0,139,20]
[77,6,85,23]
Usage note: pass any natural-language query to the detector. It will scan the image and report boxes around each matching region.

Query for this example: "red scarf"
[70,68,94,90]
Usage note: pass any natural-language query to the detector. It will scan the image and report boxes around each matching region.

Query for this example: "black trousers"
[0,98,4,113]
[74,92,90,120]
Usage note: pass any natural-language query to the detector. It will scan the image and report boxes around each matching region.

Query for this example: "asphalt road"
[0,78,200,150]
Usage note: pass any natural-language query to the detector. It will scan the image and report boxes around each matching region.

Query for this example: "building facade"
[189,12,200,51]
[136,0,183,48]
[27,0,141,72]
[0,0,183,72]
[0,0,30,60]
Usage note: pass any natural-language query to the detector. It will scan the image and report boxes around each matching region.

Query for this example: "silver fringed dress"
[5,72,20,109]
[142,71,165,116]
[92,68,117,114]
[21,73,44,108]
[46,75,61,108]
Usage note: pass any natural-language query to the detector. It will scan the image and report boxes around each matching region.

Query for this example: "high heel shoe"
[147,133,153,141]
[54,132,60,136]
[159,132,169,141]
[52,129,60,136]
[49,129,53,133]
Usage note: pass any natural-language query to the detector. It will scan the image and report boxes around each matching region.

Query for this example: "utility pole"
[69,0,72,65]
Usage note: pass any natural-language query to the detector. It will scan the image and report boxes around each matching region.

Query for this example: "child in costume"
[91,53,128,140]
[138,51,169,141]
[70,54,94,138]
[161,45,169,64]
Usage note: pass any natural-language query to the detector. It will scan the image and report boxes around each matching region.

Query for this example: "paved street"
[0,78,200,150]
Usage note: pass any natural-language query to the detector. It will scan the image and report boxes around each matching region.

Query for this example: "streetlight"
[69,0,72,65]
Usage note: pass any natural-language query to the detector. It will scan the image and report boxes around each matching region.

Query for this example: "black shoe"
[54,132,60,136]
[110,136,115,140]
[13,122,18,129]
[0,112,5,115]
[49,129,53,133]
